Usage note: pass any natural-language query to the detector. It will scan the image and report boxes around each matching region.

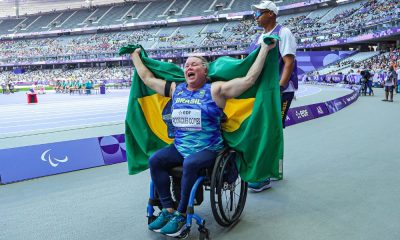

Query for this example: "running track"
[0,85,349,137]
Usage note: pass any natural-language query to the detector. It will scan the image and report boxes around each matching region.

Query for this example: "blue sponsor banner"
[328,74,345,83]
[0,138,104,184]
[325,100,338,114]
[284,89,358,126]
[333,98,346,111]
[308,103,330,119]
[285,105,315,126]
[325,89,359,114]
[284,112,295,127]
[347,74,362,84]
[344,91,359,105]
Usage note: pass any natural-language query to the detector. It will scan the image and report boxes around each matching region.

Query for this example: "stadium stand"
[0,67,132,84]
[0,0,399,87]
[318,52,381,74]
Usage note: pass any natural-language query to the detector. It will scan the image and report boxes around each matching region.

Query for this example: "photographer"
[360,67,373,96]
[382,65,397,102]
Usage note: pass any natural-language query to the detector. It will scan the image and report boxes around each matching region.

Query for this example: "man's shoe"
[248,178,272,192]
[160,211,187,237]
[148,209,174,232]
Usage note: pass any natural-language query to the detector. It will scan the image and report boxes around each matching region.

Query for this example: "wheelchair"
[147,147,248,239]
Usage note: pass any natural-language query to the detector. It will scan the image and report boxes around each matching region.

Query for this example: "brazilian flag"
[120,36,283,182]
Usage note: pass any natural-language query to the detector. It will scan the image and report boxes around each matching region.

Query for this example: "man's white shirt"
[257,25,297,92]
[396,69,400,81]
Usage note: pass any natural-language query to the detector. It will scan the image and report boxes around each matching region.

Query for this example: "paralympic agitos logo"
[40,149,69,167]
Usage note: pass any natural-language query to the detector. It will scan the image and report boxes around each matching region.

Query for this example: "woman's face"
[184,57,207,88]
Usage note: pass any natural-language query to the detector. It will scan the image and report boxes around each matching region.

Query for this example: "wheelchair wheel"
[210,149,248,227]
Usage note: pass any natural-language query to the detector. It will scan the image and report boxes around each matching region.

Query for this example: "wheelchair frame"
[147,148,248,239]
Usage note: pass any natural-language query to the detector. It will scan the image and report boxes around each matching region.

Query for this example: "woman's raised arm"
[131,48,175,97]
[211,41,276,105]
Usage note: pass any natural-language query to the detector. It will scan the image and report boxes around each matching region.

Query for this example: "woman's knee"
[182,158,200,173]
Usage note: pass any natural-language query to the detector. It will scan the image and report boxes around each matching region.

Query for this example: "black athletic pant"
[281,92,295,128]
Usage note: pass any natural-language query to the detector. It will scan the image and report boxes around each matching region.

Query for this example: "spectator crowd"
[0,0,398,63]
[0,66,132,87]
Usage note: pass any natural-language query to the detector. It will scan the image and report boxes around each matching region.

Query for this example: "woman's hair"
[191,56,209,71]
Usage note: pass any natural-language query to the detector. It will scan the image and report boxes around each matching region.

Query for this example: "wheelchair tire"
[210,149,248,227]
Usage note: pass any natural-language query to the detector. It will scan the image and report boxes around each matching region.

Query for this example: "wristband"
[164,81,172,97]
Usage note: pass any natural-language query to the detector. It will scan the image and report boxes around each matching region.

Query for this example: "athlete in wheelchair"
[130,40,276,238]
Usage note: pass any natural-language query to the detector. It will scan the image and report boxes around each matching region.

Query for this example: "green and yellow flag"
[121,37,283,182]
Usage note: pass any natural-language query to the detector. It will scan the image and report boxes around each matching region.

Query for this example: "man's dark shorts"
[385,86,394,92]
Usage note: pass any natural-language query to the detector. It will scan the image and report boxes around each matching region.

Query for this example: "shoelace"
[170,215,185,224]
[160,210,171,219]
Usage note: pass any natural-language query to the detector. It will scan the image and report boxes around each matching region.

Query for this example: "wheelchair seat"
[168,166,210,179]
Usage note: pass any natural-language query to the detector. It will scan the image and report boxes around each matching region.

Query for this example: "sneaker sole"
[165,225,187,237]
[248,184,272,192]
[148,226,163,233]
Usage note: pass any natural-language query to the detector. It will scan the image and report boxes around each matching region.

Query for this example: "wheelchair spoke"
[224,192,232,219]
[230,190,234,211]
[234,179,240,188]
[232,191,239,213]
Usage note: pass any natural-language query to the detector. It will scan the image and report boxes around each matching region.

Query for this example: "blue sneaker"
[160,211,187,237]
[148,209,174,232]
[248,178,272,192]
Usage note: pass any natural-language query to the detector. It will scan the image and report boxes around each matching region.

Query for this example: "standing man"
[248,0,298,192]
[396,63,400,93]
[382,65,397,102]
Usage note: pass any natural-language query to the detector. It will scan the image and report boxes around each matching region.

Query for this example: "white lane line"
[0,107,127,121]
[0,95,130,108]
[298,88,322,98]
[0,113,126,129]
[0,111,126,124]
[0,121,124,138]
[296,85,322,98]
[0,99,128,114]
[295,86,309,96]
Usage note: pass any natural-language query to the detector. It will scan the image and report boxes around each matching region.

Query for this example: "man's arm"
[131,48,175,96]
[278,27,297,90]
[280,54,295,89]
[213,41,276,100]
